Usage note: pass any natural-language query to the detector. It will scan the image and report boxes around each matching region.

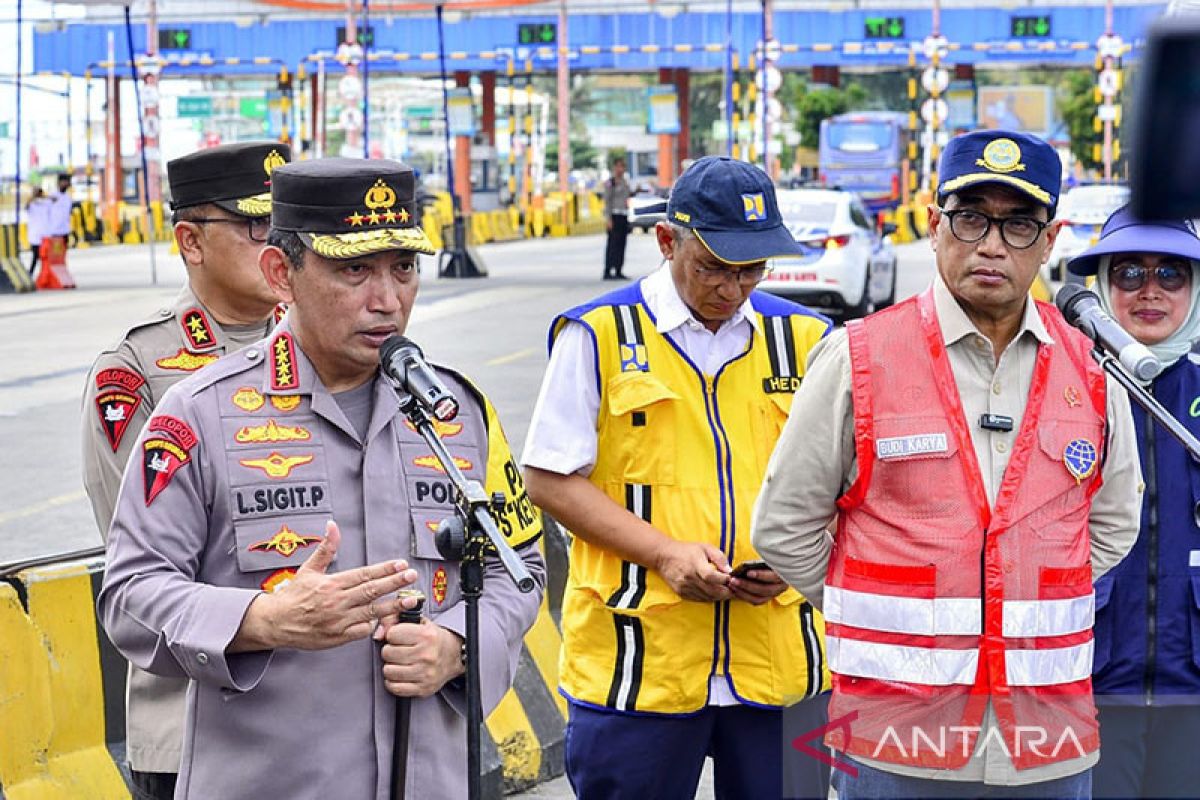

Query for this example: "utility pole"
[556,0,570,226]
[144,0,161,212]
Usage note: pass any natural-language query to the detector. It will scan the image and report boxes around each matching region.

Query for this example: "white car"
[760,189,898,319]
[1045,183,1130,285]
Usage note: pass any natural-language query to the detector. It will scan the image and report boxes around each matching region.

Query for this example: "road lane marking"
[486,347,538,367]
[0,490,87,526]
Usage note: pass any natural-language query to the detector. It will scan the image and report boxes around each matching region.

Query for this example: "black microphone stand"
[1091,347,1200,461]
[394,391,535,800]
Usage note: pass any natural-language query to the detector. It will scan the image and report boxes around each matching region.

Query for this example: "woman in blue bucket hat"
[1068,206,1200,799]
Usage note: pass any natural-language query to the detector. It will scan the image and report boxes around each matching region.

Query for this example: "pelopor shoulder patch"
[142,415,198,505]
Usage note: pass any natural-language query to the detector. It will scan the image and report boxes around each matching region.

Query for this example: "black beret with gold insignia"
[269,158,435,260]
[167,141,291,217]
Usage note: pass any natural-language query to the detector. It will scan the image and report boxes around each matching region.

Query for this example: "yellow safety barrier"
[0,522,571,796]
[911,202,930,239]
[0,224,35,294]
[0,559,128,799]
[423,208,444,252]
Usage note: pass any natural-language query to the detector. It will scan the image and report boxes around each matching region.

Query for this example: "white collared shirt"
[522,264,760,706]
[521,263,759,477]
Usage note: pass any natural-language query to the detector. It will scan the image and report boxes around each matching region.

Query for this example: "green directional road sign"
[158,28,193,51]
[240,97,268,120]
[177,96,213,118]
[518,23,556,46]
[864,16,905,40]
[1011,15,1052,39]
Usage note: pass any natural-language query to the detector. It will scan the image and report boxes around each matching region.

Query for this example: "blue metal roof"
[33,5,1167,76]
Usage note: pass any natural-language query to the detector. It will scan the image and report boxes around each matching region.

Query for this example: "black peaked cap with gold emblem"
[270,158,435,260]
[168,141,291,217]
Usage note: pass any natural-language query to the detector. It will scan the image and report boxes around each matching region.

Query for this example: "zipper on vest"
[979,529,988,632]
[1142,399,1159,706]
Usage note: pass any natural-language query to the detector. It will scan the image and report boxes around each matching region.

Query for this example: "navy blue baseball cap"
[937,130,1062,211]
[665,156,803,264]
[1068,205,1200,276]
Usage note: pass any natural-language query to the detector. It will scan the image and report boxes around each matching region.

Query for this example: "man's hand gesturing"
[232,520,419,653]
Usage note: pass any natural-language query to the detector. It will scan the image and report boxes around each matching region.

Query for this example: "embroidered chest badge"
[1063,438,1098,483]
[1064,386,1082,408]
[432,566,448,605]
[875,433,949,460]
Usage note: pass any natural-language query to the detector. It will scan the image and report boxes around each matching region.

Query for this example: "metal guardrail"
[0,545,105,580]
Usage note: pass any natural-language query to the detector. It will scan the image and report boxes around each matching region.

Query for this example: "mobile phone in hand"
[730,560,770,580]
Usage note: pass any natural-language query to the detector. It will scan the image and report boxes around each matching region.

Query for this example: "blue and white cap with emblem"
[664,156,805,264]
[936,130,1063,211]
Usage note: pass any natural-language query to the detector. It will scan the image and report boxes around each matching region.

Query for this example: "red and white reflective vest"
[824,289,1106,771]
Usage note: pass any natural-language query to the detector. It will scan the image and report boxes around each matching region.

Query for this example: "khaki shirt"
[751,275,1143,785]
[81,286,277,773]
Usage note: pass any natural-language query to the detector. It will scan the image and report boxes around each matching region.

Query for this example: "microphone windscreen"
[1054,283,1098,324]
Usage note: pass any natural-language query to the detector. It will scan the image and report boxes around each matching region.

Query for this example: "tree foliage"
[1058,70,1101,172]
[790,83,869,149]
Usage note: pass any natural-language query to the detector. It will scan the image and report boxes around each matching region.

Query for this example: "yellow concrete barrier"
[0,521,572,796]
[0,559,128,799]
[423,208,444,252]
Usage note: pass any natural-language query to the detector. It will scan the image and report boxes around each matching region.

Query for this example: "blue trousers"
[565,697,830,800]
[832,757,1091,800]
[1094,705,1200,799]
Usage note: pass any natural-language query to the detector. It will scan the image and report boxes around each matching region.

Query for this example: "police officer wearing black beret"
[83,140,290,800]
[98,157,545,799]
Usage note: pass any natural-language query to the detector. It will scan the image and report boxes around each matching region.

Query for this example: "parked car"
[759,188,898,320]
[628,185,667,233]
[1044,183,1130,285]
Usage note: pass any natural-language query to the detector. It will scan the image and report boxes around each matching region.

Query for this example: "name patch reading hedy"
[271,333,300,391]
[95,367,145,451]
[181,307,217,351]
[763,376,802,394]
[143,415,198,505]
[875,433,949,460]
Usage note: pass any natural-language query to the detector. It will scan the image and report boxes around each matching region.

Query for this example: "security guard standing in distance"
[524,156,833,799]
[81,140,290,800]
[98,157,545,799]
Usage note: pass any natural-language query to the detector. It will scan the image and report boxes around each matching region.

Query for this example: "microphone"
[1055,284,1163,382]
[379,335,460,421]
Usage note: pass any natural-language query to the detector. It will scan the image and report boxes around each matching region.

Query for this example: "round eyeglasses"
[1109,261,1191,293]
[942,209,1048,250]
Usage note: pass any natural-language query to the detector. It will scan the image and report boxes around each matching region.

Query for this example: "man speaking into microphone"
[99,158,545,800]
[753,130,1143,799]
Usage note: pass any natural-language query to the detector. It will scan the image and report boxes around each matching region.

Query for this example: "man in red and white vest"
[752,130,1143,799]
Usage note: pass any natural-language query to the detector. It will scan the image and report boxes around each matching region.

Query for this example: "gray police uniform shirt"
[81,285,277,773]
[98,319,546,799]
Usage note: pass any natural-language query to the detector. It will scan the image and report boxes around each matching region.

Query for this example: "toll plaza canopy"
[35,1,1166,75]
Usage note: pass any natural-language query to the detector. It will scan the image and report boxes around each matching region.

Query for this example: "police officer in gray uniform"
[82,140,290,800]
[98,157,546,800]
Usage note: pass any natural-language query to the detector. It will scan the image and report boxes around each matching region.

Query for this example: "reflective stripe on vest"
[826,636,1094,687]
[824,586,1095,638]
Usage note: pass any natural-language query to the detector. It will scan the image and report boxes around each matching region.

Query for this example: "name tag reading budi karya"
[875,433,949,460]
